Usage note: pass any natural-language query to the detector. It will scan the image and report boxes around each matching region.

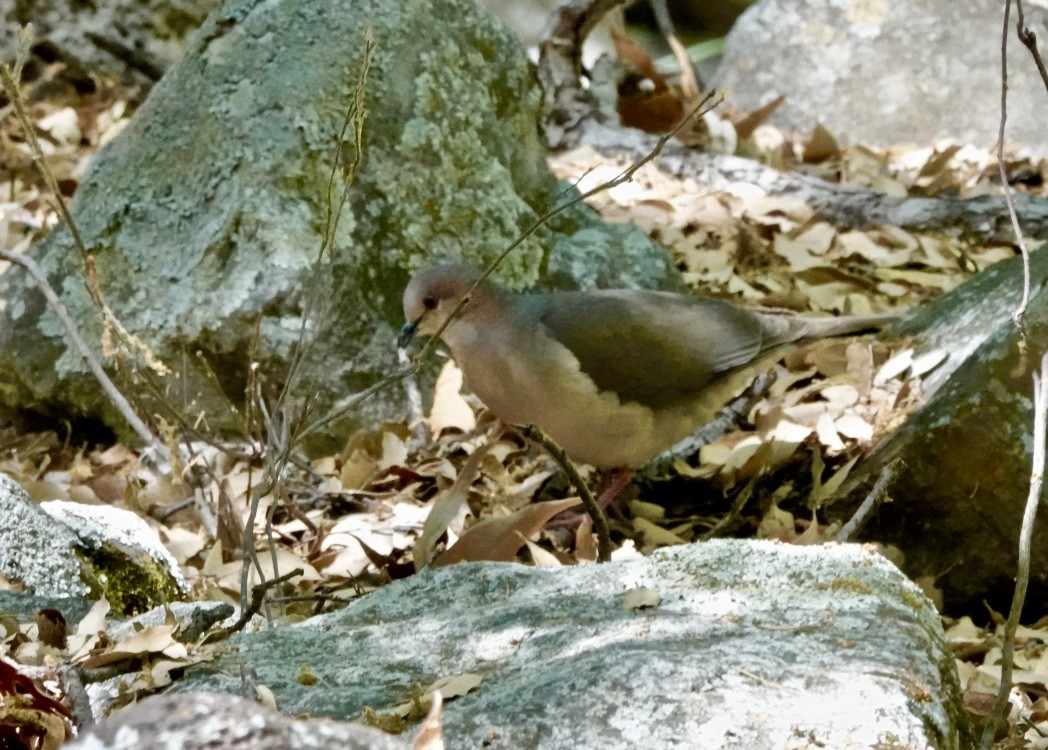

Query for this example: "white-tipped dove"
[399,265,895,470]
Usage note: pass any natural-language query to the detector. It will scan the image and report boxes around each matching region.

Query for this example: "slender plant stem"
[981,352,1048,748]
[516,423,613,563]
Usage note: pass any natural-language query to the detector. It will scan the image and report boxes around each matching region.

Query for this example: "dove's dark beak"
[397,320,419,349]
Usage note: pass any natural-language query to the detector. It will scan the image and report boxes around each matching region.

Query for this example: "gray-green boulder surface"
[164,540,970,749]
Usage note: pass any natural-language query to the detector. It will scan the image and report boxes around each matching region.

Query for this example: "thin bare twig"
[996,0,1032,325]
[981,351,1048,748]
[202,567,303,644]
[399,348,428,451]
[0,248,167,458]
[1,51,168,375]
[834,463,896,543]
[237,31,376,611]
[516,423,612,562]
[1015,0,1048,98]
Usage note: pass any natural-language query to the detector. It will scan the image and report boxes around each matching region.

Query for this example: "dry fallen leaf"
[431,497,581,568]
[391,674,483,718]
[412,691,445,750]
[428,360,476,436]
[414,440,496,571]
[78,624,185,669]
[622,586,661,611]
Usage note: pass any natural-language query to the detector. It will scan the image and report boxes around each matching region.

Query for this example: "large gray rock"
[66,692,409,750]
[2,0,217,81]
[829,245,1048,616]
[169,540,971,749]
[0,591,91,623]
[0,473,186,615]
[713,0,1048,152]
[0,0,677,448]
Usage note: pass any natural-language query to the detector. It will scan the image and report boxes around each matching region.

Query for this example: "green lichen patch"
[76,543,183,616]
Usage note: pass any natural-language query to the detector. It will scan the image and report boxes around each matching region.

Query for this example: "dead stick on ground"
[204,567,304,644]
[516,423,612,563]
[834,463,897,543]
[981,351,1048,749]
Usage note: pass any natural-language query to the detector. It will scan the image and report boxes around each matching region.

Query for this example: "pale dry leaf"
[769,365,818,399]
[392,674,483,718]
[876,282,910,299]
[574,515,597,563]
[317,543,372,579]
[312,455,337,476]
[814,411,845,452]
[379,431,408,470]
[873,225,919,252]
[431,497,581,568]
[201,539,224,576]
[874,349,914,385]
[632,517,686,547]
[151,657,197,688]
[611,539,644,562]
[66,598,110,659]
[909,349,948,378]
[340,449,378,490]
[162,526,206,564]
[216,548,319,591]
[810,456,859,506]
[970,246,1016,271]
[835,413,874,441]
[762,420,813,465]
[37,107,81,144]
[845,343,874,395]
[414,441,495,571]
[428,360,476,436]
[622,586,661,611]
[820,384,861,415]
[524,539,562,567]
[739,195,814,230]
[917,235,959,269]
[757,503,795,540]
[79,624,181,668]
[773,233,827,271]
[875,267,960,291]
[944,616,983,642]
[836,231,914,266]
[783,402,830,425]
[791,517,825,546]
[628,499,666,522]
[726,275,764,299]
[413,691,445,750]
[721,435,763,473]
[255,683,278,710]
[324,517,395,557]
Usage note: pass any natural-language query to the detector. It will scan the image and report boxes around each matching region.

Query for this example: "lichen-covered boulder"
[713,0,1048,153]
[0,0,677,446]
[829,245,1048,616]
[167,540,971,748]
[0,473,186,615]
[2,0,218,81]
[66,692,410,750]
